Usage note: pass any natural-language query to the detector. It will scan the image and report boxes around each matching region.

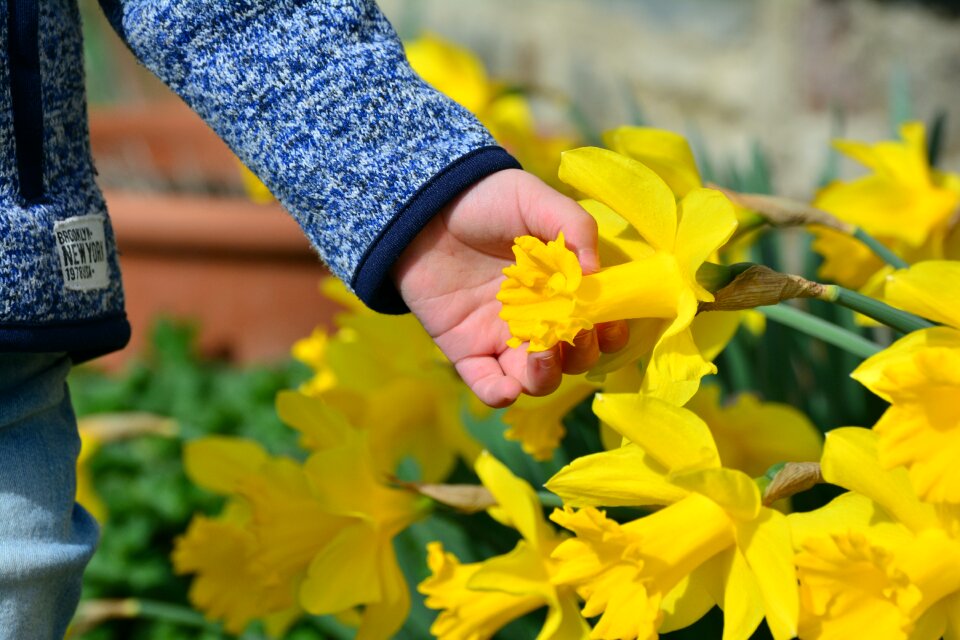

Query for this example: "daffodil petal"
[419,542,543,640]
[817,175,935,246]
[299,523,382,614]
[355,541,411,640]
[504,378,597,462]
[674,188,739,282]
[810,225,885,290]
[820,427,937,532]
[670,467,761,521]
[276,390,353,451]
[580,198,656,264]
[545,444,689,508]
[718,548,765,640]
[603,126,702,197]
[172,515,298,633]
[404,33,492,113]
[468,541,552,600]
[641,326,717,407]
[183,436,269,495]
[659,567,717,633]
[686,386,823,479]
[735,508,798,640]
[944,593,960,640]
[690,311,742,362]
[537,589,590,640]
[592,393,720,472]
[851,326,960,402]
[787,492,908,551]
[558,147,678,251]
[885,261,960,329]
[914,606,950,640]
[476,452,553,549]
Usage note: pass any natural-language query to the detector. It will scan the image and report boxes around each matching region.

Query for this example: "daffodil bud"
[698,265,826,312]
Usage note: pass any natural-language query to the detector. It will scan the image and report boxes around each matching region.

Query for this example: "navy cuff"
[0,314,131,364]
[352,146,521,314]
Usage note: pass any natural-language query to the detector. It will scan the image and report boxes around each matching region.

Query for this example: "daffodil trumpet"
[498,234,688,351]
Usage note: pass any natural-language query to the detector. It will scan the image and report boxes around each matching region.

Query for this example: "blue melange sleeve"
[97,0,520,313]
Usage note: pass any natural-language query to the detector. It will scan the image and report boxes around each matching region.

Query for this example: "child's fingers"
[522,347,564,396]
[560,330,600,375]
[515,173,600,274]
[597,320,630,353]
[455,356,523,408]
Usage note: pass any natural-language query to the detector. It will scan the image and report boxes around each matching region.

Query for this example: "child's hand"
[392,169,629,408]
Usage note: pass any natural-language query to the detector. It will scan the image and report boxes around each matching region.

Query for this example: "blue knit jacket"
[0,0,518,361]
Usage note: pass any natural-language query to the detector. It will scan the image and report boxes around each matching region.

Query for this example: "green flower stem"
[133,600,222,630]
[819,285,935,334]
[851,227,909,269]
[759,304,883,359]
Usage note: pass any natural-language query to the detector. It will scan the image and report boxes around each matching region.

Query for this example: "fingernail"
[573,330,595,347]
[535,352,557,369]
[600,323,623,342]
[578,247,599,274]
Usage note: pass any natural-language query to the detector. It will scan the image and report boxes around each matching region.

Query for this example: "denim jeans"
[0,353,98,639]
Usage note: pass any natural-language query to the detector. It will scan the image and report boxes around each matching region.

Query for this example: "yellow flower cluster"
[173,392,429,637]
[291,279,481,483]
[481,125,960,638]
[811,123,960,291]
[405,34,579,193]
[171,37,960,637]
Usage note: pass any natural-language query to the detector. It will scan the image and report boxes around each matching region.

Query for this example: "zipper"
[7,0,44,203]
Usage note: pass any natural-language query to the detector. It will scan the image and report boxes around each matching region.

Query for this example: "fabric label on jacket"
[53,215,110,291]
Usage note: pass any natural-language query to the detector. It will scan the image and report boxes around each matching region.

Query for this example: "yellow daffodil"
[293,279,480,482]
[75,413,177,523]
[883,260,960,329]
[545,393,798,640]
[419,452,590,639]
[172,502,300,636]
[503,375,599,461]
[812,123,960,287]
[175,393,429,639]
[686,385,823,478]
[602,126,702,198]
[405,33,577,193]
[788,427,960,639]
[76,433,106,523]
[237,161,275,204]
[404,33,493,115]
[849,261,960,504]
[498,147,737,405]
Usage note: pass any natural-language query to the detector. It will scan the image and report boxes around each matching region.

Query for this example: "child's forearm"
[99,0,520,312]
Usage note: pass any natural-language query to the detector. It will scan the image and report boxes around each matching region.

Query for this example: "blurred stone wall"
[380,0,960,197]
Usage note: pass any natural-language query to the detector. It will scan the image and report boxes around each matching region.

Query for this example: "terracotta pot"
[89,102,245,192]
